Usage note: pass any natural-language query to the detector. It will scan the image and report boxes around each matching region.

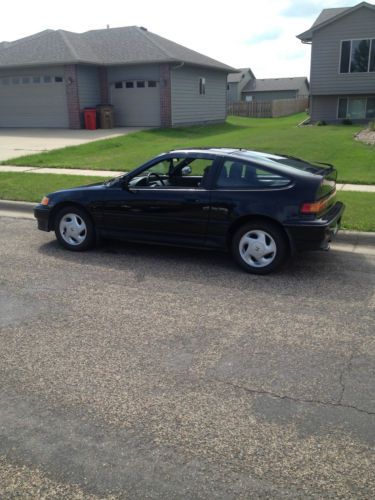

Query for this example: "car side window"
[147,160,171,176]
[216,160,290,188]
[129,157,215,189]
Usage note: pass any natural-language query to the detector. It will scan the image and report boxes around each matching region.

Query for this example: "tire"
[54,205,95,251]
[231,221,288,274]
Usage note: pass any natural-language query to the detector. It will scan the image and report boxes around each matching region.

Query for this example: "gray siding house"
[0,27,233,129]
[227,68,255,103]
[241,77,309,102]
[297,1,375,122]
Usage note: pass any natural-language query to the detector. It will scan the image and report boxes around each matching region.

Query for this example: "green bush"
[342,118,353,125]
[316,120,327,126]
[368,121,375,131]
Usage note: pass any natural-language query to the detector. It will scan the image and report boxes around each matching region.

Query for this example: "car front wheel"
[232,221,288,274]
[55,206,95,251]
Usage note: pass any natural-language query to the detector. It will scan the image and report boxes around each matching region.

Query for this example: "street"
[0,216,374,498]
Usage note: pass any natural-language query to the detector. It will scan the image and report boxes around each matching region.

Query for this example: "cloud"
[245,28,283,45]
[281,0,360,18]
[283,48,307,60]
[281,1,321,18]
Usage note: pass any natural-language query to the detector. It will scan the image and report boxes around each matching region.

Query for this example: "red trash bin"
[84,108,97,130]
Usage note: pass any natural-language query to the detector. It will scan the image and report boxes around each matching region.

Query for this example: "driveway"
[0,127,144,162]
[0,217,374,498]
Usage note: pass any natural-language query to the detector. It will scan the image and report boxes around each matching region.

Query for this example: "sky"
[0,0,370,78]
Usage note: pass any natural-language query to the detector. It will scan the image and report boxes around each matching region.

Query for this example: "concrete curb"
[0,199,35,212]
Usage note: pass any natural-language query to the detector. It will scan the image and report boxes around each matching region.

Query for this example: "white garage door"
[0,74,69,128]
[110,79,161,127]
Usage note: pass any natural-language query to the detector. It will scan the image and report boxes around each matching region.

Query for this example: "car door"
[98,154,218,247]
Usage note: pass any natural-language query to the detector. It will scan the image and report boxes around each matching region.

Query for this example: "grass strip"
[0,172,107,203]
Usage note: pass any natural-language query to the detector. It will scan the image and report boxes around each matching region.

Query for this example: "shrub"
[316,120,327,126]
[368,121,375,131]
[342,119,353,125]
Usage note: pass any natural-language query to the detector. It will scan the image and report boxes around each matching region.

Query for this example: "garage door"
[110,79,161,127]
[0,74,69,128]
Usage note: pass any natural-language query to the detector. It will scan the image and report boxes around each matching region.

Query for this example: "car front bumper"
[285,201,345,252]
[34,204,52,231]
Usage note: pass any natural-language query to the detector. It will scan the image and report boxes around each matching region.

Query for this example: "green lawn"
[0,172,374,232]
[3,113,375,184]
[0,173,105,203]
[337,191,375,232]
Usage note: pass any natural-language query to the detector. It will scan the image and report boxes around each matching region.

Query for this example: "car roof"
[168,148,320,178]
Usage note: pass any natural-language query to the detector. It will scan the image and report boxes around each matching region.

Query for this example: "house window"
[338,97,375,119]
[54,76,63,83]
[125,81,134,88]
[33,76,41,84]
[199,77,206,95]
[136,81,145,88]
[22,76,30,84]
[340,39,375,73]
[148,80,157,88]
[12,77,20,84]
[115,81,123,89]
[43,76,52,83]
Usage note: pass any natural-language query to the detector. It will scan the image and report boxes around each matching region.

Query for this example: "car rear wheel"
[55,206,95,251]
[232,221,288,274]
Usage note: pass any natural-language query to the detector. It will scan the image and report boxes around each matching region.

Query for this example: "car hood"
[51,181,107,195]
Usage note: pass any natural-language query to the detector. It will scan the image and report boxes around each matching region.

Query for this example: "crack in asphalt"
[338,350,356,404]
[209,379,375,417]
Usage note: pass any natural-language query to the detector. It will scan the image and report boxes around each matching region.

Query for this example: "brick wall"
[159,64,172,128]
[64,65,81,129]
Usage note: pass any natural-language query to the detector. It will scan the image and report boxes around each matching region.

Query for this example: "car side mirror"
[121,177,130,190]
[181,166,192,176]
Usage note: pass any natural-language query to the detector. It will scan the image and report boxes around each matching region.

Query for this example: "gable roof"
[297,2,375,42]
[228,68,256,83]
[0,26,234,72]
[242,77,309,93]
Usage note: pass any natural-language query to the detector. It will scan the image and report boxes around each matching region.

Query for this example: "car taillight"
[301,191,335,214]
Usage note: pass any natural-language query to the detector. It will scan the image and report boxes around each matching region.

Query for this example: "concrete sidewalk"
[0,165,374,192]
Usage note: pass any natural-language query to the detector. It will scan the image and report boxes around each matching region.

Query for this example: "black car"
[34,148,344,274]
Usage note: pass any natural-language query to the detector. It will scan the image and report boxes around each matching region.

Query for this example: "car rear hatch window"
[267,153,337,199]
[261,153,338,216]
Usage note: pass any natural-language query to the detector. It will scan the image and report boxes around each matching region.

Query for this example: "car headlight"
[41,196,50,206]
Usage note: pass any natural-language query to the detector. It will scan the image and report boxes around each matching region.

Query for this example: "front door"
[98,155,217,247]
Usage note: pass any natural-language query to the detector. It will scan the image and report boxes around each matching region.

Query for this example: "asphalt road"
[1,216,375,498]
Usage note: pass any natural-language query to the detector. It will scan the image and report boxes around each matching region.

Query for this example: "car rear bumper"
[285,201,345,252]
[34,205,52,231]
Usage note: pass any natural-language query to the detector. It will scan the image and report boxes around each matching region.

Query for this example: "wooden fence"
[228,97,309,118]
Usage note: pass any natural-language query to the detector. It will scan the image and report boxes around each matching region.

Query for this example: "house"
[241,77,309,102]
[227,68,255,103]
[0,27,234,129]
[297,1,375,123]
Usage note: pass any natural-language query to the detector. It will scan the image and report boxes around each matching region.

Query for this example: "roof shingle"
[0,26,234,71]
[242,77,309,93]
